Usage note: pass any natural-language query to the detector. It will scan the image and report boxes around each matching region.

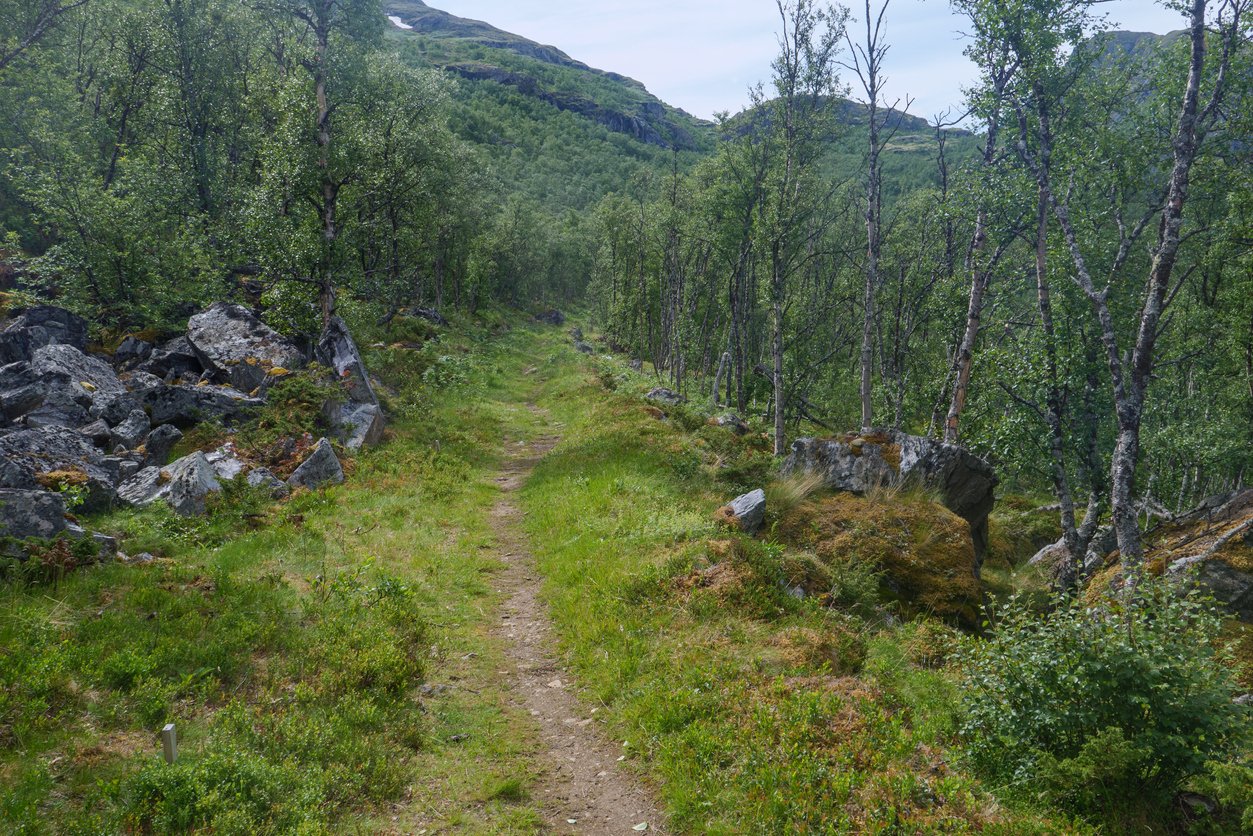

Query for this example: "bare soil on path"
[487,429,667,835]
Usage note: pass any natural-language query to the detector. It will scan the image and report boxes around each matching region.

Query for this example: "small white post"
[161,723,178,764]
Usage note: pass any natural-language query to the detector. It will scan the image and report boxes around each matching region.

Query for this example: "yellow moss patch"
[775,492,983,626]
[35,469,90,491]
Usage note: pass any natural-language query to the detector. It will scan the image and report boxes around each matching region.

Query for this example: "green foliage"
[958,580,1249,820]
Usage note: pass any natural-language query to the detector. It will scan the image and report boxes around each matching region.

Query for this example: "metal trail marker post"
[161,723,178,764]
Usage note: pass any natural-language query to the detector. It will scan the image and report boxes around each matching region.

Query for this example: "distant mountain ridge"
[382,0,711,152]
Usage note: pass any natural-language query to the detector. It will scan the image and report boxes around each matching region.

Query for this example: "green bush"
[957,579,1249,820]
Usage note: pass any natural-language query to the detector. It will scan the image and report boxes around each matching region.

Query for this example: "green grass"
[514,328,1077,833]
[9,312,1205,833]
[0,317,557,834]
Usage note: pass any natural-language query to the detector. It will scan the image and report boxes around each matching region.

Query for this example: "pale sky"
[413,1,1189,121]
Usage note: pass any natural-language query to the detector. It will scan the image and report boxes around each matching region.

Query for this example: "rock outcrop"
[0,301,380,562]
[316,316,386,450]
[1154,489,1253,622]
[783,430,997,567]
[187,302,304,392]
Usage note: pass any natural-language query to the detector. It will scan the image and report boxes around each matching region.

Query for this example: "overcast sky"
[413,1,1190,121]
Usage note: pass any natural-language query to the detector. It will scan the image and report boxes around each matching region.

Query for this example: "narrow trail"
[487,415,667,835]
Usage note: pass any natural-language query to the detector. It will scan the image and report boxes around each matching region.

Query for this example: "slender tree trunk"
[944,210,988,444]
[859,100,880,431]
[314,8,336,328]
[772,246,787,456]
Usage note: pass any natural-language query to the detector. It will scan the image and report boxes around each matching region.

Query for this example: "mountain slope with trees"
[1,0,1252,833]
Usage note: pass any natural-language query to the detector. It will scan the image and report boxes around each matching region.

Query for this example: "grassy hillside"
[383,0,714,210]
[383,1,982,210]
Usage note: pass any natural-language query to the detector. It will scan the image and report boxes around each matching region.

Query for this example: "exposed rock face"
[1154,489,1253,622]
[144,424,182,466]
[573,340,594,354]
[536,309,565,326]
[3,305,88,353]
[118,452,222,516]
[0,489,67,541]
[718,489,766,535]
[110,409,151,450]
[141,383,263,427]
[186,303,304,392]
[646,387,684,406]
[783,430,998,567]
[317,316,378,405]
[287,438,343,490]
[138,336,202,380]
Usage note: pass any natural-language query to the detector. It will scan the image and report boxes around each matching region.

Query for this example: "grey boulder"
[720,489,766,535]
[138,336,202,380]
[0,488,67,541]
[118,451,222,516]
[316,316,378,405]
[110,409,151,450]
[32,344,126,398]
[78,419,113,446]
[143,424,183,466]
[187,303,304,392]
[714,414,750,435]
[114,336,152,367]
[141,383,263,427]
[1168,554,1253,622]
[246,467,290,499]
[0,456,35,489]
[287,438,344,490]
[205,444,248,480]
[2,305,88,353]
[646,387,684,405]
[0,426,116,509]
[333,402,385,450]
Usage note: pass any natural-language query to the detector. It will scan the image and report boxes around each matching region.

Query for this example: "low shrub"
[957,579,1249,822]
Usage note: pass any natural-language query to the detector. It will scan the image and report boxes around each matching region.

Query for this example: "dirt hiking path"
[488,423,667,835]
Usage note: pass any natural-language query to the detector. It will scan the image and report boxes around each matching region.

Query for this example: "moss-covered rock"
[774,491,983,627]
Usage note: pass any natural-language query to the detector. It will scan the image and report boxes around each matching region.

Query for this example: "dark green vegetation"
[2,0,1253,832]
